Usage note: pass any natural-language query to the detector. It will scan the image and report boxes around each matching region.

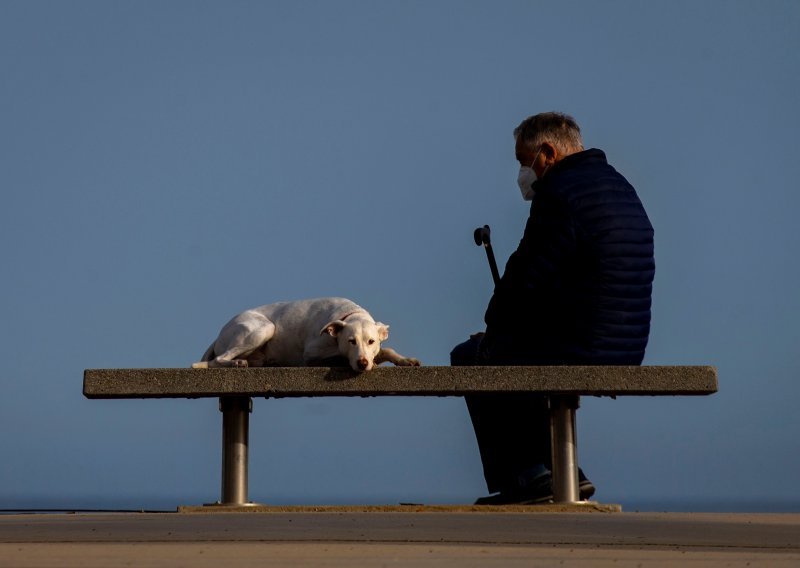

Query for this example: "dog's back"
[250,297,367,339]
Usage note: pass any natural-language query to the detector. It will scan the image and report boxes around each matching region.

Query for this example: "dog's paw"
[396,357,421,367]
[232,359,249,368]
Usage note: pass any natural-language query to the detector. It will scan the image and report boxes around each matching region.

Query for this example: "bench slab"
[83,366,717,399]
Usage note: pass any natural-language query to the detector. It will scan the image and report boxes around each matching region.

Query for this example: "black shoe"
[474,484,553,505]
[475,468,596,505]
[474,465,553,505]
[578,469,596,500]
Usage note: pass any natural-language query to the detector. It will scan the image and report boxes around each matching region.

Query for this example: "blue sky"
[1,0,798,511]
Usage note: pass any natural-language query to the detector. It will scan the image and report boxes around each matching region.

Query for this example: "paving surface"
[1,510,798,567]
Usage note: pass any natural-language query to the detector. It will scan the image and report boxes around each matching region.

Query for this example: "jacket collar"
[531,148,607,196]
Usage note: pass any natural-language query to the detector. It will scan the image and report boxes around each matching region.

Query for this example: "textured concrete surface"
[84,365,717,399]
[0,511,797,567]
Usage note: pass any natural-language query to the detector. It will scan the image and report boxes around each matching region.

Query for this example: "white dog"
[192,297,420,372]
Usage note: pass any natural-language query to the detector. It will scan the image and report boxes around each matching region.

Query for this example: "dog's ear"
[375,323,389,342]
[321,320,346,337]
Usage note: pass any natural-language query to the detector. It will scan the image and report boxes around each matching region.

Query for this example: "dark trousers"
[451,335,552,494]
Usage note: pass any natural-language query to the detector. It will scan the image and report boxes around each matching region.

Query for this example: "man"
[452,112,655,504]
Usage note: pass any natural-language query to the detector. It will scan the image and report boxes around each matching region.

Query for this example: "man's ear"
[375,323,389,342]
[541,141,558,164]
[321,320,346,337]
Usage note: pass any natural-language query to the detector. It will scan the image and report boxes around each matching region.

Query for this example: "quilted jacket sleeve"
[484,192,576,334]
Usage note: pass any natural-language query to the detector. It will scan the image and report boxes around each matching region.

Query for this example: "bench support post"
[549,395,580,503]
[219,396,253,506]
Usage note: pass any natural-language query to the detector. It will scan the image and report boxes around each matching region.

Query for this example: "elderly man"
[452,112,655,504]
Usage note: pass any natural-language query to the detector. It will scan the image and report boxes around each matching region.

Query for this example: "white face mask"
[517,149,541,201]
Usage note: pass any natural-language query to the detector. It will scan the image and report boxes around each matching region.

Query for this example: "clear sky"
[1,0,798,511]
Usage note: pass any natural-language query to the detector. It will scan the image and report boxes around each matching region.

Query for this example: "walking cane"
[473,225,501,287]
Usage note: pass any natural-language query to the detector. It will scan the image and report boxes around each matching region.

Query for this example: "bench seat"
[84,365,717,398]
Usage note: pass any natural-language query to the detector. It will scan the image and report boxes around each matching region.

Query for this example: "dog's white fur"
[192,297,420,372]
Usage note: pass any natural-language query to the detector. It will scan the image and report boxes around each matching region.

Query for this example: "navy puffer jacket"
[483,149,655,365]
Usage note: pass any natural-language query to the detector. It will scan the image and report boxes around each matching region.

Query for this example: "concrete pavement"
[1,509,798,566]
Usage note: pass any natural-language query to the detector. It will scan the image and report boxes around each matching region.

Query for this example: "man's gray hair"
[514,112,584,155]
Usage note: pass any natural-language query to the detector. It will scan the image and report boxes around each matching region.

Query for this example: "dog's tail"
[191,342,216,369]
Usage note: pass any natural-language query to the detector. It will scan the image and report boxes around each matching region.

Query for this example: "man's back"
[484,148,655,365]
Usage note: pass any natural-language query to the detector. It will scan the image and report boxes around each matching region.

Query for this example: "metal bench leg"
[219,396,253,506]
[549,395,580,503]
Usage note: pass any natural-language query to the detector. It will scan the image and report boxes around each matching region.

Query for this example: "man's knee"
[450,334,484,366]
[449,341,471,365]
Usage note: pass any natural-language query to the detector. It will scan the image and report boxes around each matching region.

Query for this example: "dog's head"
[320,319,389,372]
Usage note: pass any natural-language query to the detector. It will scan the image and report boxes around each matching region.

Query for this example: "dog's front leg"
[375,347,421,367]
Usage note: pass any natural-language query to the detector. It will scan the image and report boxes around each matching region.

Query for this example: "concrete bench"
[83,365,717,508]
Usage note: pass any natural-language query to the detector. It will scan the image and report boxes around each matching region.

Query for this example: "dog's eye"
[348,339,357,345]
[368,339,375,345]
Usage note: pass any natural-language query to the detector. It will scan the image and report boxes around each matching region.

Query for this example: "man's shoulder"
[541,149,650,231]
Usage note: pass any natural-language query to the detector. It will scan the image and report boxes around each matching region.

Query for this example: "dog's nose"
[357,358,369,370]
